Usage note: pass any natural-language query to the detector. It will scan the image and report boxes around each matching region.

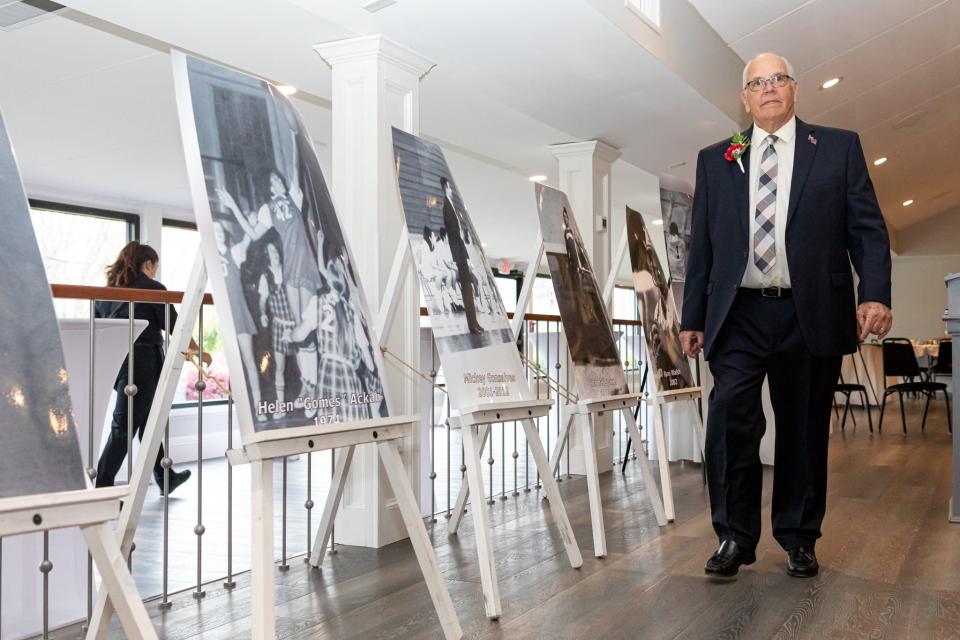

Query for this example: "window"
[29,200,137,317]
[161,219,228,406]
[493,271,520,314]
[625,0,661,31]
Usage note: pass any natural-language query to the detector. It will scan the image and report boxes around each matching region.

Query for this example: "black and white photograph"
[0,111,87,499]
[393,128,530,407]
[659,188,694,284]
[535,184,629,399]
[180,55,388,432]
[626,206,694,393]
[393,128,512,354]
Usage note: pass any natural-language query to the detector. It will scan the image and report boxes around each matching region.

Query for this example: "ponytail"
[105,241,159,287]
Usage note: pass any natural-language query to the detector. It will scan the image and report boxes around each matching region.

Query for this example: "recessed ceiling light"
[820,77,841,90]
[873,157,887,166]
[528,175,547,182]
[276,85,297,96]
[652,219,664,226]
[902,199,914,206]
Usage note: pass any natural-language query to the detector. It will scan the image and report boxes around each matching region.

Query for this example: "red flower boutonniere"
[724,132,750,173]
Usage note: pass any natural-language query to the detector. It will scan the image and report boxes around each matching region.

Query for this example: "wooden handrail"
[51,284,215,305]
[50,284,641,325]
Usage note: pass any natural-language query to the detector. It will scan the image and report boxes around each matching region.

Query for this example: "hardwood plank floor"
[48,397,960,639]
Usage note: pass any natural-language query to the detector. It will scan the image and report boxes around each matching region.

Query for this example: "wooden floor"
[54,398,960,639]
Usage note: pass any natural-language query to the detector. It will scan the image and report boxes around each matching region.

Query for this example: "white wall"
[890,255,960,340]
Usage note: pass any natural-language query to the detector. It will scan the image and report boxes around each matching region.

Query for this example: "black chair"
[878,340,952,434]
[834,346,873,432]
[834,379,873,432]
[932,339,952,380]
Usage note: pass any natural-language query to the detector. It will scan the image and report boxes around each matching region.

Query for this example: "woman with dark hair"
[95,241,208,495]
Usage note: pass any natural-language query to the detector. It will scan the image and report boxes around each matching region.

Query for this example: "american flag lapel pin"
[808,133,818,145]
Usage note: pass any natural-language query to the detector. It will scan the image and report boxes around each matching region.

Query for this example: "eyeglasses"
[744,73,795,92]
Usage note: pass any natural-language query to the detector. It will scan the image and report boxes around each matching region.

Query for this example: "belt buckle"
[761,286,781,298]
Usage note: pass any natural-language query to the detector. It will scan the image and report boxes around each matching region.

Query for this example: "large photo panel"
[535,184,628,399]
[626,206,694,393]
[0,110,87,499]
[392,128,531,408]
[174,53,388,434]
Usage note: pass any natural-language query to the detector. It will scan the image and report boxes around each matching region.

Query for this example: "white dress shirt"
[741,116,795,288]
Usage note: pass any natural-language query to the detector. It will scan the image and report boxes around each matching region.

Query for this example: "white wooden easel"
[509,233,671,556]
[0,485,158,639]
[310,231,582,621]
[86,248,462,640]
[604,227,706,520]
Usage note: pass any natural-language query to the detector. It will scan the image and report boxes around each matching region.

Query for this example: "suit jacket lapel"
[731,125,752,241]
[787,118,817,226]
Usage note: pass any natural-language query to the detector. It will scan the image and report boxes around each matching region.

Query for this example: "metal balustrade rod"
[524,322,532,492]
[280,457,289,571]
[487,432,494,505]
[304,451,313,563]
[429,354,437,522]
[564,343,571,478]
[159,303,172,610]
[40,531,51,639]
[224,386,236,587]
[194,306,205,599]
[445,390,452,519]
[86,300,96,626]
[126,302,135,491]
[330,449,336,554]
[512,420,518,497]
[500,421,507,501]
[125,305,137,571]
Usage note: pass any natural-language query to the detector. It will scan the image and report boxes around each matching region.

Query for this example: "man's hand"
[857,302,892,341]
[680,330,705,358]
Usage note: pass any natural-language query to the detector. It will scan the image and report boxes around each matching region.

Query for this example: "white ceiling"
[0,0,954,268]
[690,0,960,229]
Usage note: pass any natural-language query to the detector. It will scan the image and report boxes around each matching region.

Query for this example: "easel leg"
[81,523,157,640]
[461,424,502,620]
[548,411,574,476]
[580,413,607,558]
[449,424,490,535]
[378,441,463,640]
[309,445,355,567]
[251,459,275,640]
[521,419,582,568]
[652,403,676,522]
[620,408,667,526]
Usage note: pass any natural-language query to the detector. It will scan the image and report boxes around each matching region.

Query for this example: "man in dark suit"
[680,53,892,579]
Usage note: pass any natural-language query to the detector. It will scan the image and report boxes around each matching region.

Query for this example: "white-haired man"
[680,53,892,578]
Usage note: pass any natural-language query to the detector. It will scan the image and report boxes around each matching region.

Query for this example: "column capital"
[548,140,621,165]
[314,34,436,79]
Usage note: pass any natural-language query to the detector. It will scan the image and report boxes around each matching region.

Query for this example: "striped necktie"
[754,135,778,274]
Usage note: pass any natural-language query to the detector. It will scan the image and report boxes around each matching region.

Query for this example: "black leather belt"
[739,286,792,298]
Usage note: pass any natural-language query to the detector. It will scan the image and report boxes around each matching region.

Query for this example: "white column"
[549,140,620,475]
[314,35,435,547]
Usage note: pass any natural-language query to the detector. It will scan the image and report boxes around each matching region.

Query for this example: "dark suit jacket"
[680,118,891,359]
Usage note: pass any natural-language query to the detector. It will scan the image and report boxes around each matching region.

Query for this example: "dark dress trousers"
[681,118,891,551]
[95,275,179,488]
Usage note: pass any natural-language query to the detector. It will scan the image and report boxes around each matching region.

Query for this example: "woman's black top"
[94,274,179,346]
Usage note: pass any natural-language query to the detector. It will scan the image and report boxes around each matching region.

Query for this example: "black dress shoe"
[704,540,756,578]
[158,469,192,497]
[786,547,818,577]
